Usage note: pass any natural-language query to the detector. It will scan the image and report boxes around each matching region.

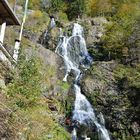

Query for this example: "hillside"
[0,0,140,140]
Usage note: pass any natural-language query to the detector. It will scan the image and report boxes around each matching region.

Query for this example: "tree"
[66,0,86,20]
[101,0,140,60]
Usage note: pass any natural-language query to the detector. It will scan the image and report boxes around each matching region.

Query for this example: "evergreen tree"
[66,0,86,20]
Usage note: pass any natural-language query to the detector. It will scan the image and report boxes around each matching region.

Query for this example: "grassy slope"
[0,2,71,140]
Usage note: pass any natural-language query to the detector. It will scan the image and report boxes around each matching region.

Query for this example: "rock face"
[81,61,118,96]
[25,44,66,96]
[38,17,108,50]
[84,17,108,47]
[38,23,60,51]
[17,16,140,140]
[81,61,140,139]
[26,44,64,72]
[1,14,139,139]
[37,17,140,139]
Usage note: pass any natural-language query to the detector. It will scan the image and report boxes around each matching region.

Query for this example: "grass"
[1,95,71,140]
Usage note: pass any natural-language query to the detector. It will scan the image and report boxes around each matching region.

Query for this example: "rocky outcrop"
[25,44,67,96]
[81,61,140,139]
[81,61,118,96]
[38,17,108,51]
[21,16,140,139]
[38,28,58,50]
[83,17,108,47]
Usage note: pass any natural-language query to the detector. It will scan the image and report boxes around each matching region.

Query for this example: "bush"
[66,0,86,20]
[100,0,140,60]
[27,0,41,10]
[114,64,140,88]
[41,0,67,14]
[86,0,112,17]
[32,10,43,19]
[58,11,68,21]
[7,54,42,108]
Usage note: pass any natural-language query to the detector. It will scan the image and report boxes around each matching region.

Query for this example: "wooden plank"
[0,42,16,64]
[0,0,20,25]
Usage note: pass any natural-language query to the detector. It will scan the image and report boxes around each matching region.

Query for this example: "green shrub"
[32,10,43,19]
[66,0,86,20]
[113,64,140,88]
[7,54,42,108]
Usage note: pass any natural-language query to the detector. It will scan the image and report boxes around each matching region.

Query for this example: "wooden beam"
[0,21,6,43]
[0,42,16,64]
[0,0,20,25]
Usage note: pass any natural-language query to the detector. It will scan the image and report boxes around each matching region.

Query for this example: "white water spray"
[72,128,77,140]
[56,23,110,140]
[50,18,56,29]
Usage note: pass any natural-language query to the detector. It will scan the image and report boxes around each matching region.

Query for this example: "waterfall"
[56,23,110,140]
[72,128,77,140]
[50,17,56,29]
[42,18,56,45]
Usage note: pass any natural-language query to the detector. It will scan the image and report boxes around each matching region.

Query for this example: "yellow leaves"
[97,0,112,12]
[86,0,98,16]
[86,0,139,17]
[119,3,135,15]
[22,127,28,131]
[28,0,41,9]
[86,0,112,16]
[32,10,43,19]
[87,0,97,11]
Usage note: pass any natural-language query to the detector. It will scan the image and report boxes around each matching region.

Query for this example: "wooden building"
[0,0,20,66]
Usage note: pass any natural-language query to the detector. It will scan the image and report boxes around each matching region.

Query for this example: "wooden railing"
[0,42,16,68]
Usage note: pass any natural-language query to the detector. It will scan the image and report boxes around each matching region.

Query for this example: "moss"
[57,80,70,91]
[113,64,140,88]
[87,91,100,106]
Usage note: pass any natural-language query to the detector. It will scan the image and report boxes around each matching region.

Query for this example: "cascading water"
[50,17,56,29]
[56,23,110,140]
[43,18,56,43]
[72,128,77,140]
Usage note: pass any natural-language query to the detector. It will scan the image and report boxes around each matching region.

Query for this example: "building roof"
[0,0,20,25]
